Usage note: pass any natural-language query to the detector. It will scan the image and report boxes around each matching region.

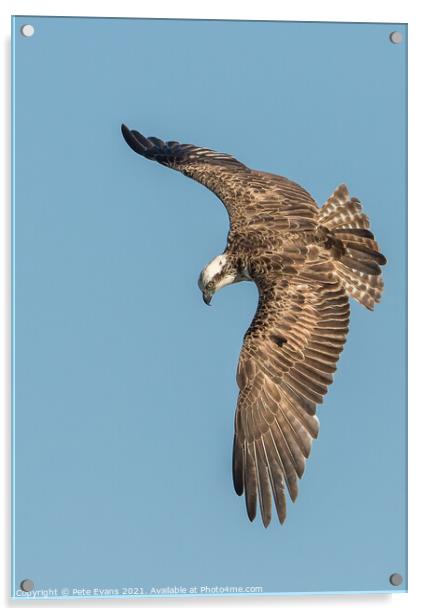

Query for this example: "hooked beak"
[202,290,213,306]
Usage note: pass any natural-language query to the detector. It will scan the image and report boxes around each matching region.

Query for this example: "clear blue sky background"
[12,16,407,598]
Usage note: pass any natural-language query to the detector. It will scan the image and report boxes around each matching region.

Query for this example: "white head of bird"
[198,254,239,305]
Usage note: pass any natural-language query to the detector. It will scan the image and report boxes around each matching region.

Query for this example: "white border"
[1,1,423,614]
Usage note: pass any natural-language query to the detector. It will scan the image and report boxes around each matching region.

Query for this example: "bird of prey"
[121,124,387,528]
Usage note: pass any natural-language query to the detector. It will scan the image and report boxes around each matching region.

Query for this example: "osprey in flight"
[121,124,387,527]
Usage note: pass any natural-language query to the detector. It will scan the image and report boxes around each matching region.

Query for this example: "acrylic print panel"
[12,16,407,600]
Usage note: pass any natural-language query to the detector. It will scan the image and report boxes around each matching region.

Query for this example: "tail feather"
[319,184,387,310]
[335,263,384,310]
[319,185,370,230]
[340,255,382,276]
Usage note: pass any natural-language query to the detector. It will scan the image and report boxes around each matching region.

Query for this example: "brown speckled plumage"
[122,125,387,527]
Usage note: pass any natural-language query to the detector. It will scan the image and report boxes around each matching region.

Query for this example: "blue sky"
[13,16,407,597]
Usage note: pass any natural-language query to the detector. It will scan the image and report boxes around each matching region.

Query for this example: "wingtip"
[247,509,256,523]
[278,512,287,525]
[121,124,149,156]
[233,482,244,496]
[288,485,298,503]
[121,123,130,139]
[121,123,136,148]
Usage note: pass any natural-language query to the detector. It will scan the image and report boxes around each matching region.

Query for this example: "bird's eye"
[206,281,214,290]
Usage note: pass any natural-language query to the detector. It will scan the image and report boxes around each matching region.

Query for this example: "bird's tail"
[318,184,387,310]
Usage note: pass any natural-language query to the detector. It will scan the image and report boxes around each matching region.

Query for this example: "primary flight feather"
[121,124,387,527]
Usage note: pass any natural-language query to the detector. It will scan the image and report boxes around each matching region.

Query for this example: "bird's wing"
[121,125,318,230]
[232,257,350,527]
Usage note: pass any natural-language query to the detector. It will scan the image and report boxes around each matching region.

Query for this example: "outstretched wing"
[232,259,350,526]
[121,125,318,232]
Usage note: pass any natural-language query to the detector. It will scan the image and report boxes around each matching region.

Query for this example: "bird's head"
[198,254,238,305]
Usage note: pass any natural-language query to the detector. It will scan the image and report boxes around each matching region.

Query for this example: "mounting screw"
[20,24,35,38]
[389,572,403,586]
[20,579,34,592]
[389,31,403,44]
